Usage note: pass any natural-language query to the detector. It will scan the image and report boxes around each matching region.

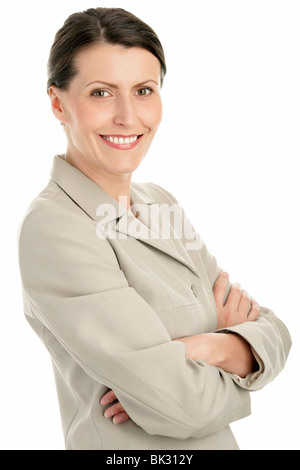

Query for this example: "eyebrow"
[86,79,159,88]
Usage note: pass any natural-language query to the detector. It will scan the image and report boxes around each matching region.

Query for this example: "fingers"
[100,389,131,425]
[226,283,243,311]
[213,272,229,309]
[104,402,130,424]
[104,400,126,419]
[216,275,260,328]
[100,389,117,406]
[237,289,251,315]
[226,284,259,317]
[112,411,131,424]
[248,301,260,322]
[237,289,260,322]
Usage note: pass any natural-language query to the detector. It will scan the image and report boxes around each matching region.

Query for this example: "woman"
[18,7,291,450]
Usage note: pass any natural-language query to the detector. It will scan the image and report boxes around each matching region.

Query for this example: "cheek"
[142,99,163,130]
[67,100,106,132]
[76,105,100,130]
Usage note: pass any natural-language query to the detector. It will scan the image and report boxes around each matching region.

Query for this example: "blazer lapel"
[115,186,201,278]
[50,155,200,278]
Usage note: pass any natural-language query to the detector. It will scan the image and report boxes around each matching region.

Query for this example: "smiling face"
[49,42,163,184]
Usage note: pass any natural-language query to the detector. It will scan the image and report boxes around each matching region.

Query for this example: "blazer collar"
[50,155,200,278]
[50,155,155,222]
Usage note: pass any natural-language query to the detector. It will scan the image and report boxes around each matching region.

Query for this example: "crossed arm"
[100,271,260,424]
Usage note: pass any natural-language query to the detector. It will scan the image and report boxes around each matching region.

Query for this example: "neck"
[98,178,132,211]
[64,151,132,211]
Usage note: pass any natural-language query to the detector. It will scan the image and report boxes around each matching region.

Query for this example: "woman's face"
[50,42,163,180]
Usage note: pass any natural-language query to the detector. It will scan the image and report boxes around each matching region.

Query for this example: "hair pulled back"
[47,7,167,93]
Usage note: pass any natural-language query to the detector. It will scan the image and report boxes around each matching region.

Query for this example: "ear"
[48,86,68,124]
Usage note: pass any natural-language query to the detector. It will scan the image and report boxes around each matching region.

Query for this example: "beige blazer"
[18,155,291,450]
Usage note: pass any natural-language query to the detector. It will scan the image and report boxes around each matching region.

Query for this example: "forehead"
[73,42,161,86]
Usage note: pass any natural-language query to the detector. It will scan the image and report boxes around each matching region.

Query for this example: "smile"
[99,134,143,150]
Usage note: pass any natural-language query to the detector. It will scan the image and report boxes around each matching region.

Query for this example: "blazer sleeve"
[18,200,251,441]
[148,183,292,392]
[199,240,292,391]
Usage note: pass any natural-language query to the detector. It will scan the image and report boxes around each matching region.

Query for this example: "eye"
[136,87,153,96]
[91,89,110,98]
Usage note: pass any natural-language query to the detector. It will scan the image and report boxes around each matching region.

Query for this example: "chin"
[109,156,144,175]
[114,163,141,175]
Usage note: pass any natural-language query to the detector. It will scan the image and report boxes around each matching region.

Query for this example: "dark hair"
[47,7,167,94]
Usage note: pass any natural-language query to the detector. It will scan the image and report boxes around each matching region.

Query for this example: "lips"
[99,134,143,150]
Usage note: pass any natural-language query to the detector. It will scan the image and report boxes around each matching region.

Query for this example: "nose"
[113,95,137,128]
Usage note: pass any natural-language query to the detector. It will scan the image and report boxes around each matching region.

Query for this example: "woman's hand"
[101,272,260,423]
[100,389,131,424]
[173,272,260,376]
[174,332,258,377]
[213,272,260,329]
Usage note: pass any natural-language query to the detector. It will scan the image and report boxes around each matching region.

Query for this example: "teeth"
[102,135,139,144]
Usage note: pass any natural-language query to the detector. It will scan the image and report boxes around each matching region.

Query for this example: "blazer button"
[191,284,198,297]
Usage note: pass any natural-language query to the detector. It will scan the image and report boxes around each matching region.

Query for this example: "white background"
[1,0,299,450]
